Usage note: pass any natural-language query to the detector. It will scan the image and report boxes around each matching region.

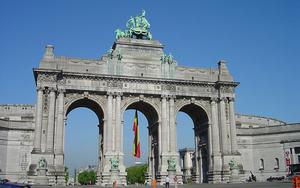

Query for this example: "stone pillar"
[194,135,200,182]
[148,134,153,178]
[33,87,43,153]
[106,92,113,153]
[169,96,176,153]
[292,148,296,164]
[166,97,170,152]
[199,147,203,183]
[161,95,167,154]
[53,89,65,186]
[120,120,124,153]
[46,88,56,153]
[115,93,121,153]
[158,121,162,156]
[219,97,228,154]
[102,119,107,154]
[55,89,65,155]
[210,98,222,171]
[112,95,116,152]
[228,97,238,154]
[208,123,213,169]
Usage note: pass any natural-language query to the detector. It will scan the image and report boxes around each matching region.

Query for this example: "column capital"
[161,94,168,99]
[116,92,123,97]
[219,97,227,102]
[48,87,56,93]
[210,97,218,103]
[107,91,114,96]
[58,88,66,94]
[36,86,44,92]
[169,95,176,99]
[228,97,235,102]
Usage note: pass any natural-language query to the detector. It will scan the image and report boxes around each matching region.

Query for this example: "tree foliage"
[126,164,147,184]
[78,170,97,185]
[64,166,69,184]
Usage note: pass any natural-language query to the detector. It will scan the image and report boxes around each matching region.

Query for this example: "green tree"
[78,170,97,185]
[64,166,69,184]
[126,164,147,184]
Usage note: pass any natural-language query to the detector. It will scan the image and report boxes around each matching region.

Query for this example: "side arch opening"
[176,103,209,183]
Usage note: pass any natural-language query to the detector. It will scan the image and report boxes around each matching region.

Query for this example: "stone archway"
[29,36,240,185]
[65,97,105,183]
[176,102,210,183]
[121,98,160,182]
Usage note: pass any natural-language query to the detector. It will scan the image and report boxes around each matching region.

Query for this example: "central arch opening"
[65,98,105,184]
[176,103,209,183]
[123,100,159,184]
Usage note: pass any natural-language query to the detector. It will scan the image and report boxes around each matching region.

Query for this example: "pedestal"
[229,169,241,183]
[35,168,49,185]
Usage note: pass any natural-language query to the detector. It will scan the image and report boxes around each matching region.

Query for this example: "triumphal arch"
[28,11,241,185]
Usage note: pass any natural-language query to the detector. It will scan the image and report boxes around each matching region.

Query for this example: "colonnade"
[30,87,239,185]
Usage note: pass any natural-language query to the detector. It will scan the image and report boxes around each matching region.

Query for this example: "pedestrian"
[165,175,170,188]
[151,179,157,188]
[173,175,178,188]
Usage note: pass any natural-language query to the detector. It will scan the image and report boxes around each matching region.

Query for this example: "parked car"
[0,180,31,188]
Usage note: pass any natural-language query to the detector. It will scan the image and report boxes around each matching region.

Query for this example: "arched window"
[274,158,279,169]
[259,159,264,170]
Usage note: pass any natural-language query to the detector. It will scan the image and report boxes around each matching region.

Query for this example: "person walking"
[151,179,157,188]
[165,175,170,188]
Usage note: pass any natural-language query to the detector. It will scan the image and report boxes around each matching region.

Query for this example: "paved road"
[32,182,291,188]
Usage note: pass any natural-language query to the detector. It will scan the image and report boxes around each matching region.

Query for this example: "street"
[32,182,291,188]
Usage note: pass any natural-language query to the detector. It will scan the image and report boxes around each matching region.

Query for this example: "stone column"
[33,87,43,153]
[55,89,65,154]
[115,93,121,153]
[46,88,56,153]
[194,135,200,182]
[219,97,228,154]
[148,134,152,177]
[158,121,162,156]
[169,96,176,153]
[102,119,107,154]
[161,95,167,154]
[166,97,170,152]
[106,92,113,153]
[228,97,238,154]
[120,120,124,153]
[208,123,213,169]
[199,149,203,183]
[210,98,222,171]
[292,148,296,164]
[112,95,116,152]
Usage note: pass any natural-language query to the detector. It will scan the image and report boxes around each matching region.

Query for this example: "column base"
[99,153,127,186]
[207,170,230,184]
[31,148,41,154]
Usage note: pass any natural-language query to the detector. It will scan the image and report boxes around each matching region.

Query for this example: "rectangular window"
[295,147,300,154]
[298,155,300,163]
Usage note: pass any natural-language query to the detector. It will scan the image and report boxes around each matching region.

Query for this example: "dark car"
[0,182,31,188]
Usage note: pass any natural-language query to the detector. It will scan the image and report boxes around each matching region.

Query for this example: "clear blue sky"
[1,0,299,176]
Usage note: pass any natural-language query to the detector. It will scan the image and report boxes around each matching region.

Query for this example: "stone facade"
[0,37,299,185]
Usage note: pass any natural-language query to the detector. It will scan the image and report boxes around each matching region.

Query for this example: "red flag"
[132,110,140,158]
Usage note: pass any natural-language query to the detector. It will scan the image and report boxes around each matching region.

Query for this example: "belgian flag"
[132,110,140,158]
